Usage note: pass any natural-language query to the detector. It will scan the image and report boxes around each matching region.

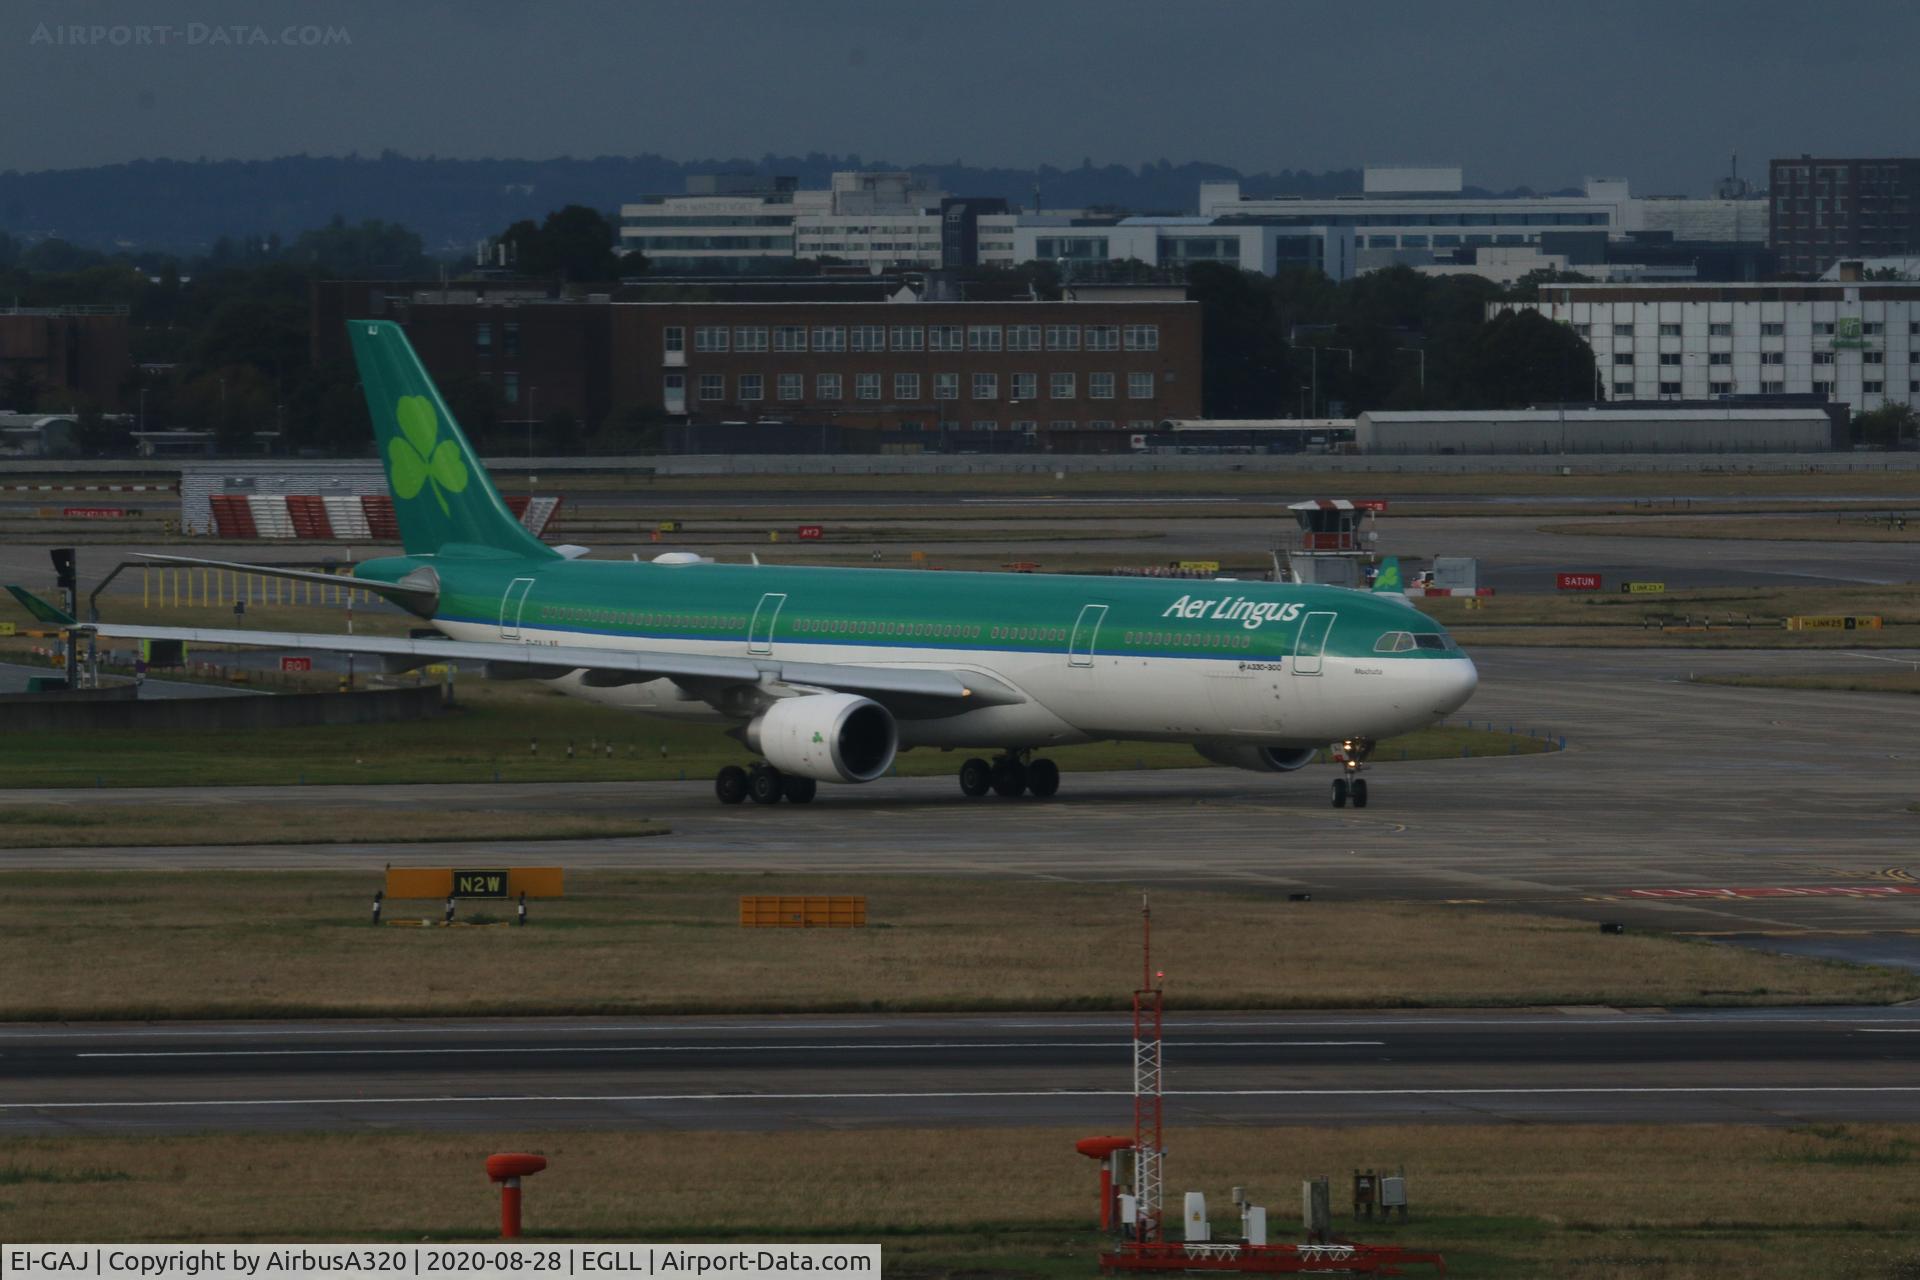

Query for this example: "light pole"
[1396,347,1426,393]
[527,385,538,462]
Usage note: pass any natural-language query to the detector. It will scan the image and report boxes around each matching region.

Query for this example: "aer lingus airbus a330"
[76,320,1477,807]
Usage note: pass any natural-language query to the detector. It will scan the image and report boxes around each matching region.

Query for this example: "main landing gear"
[1329,737,1375,809]
[958,751,1059,800]
[715,763,816,806]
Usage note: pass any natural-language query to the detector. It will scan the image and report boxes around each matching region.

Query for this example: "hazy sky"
[6,0,1917,196]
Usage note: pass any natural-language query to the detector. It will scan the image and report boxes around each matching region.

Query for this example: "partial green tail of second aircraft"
[348,320,558,561]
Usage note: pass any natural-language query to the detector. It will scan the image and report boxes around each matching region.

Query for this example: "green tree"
[1461,310,1597,408]
[1,364,41,412]
[496,205,621,280]
[1855,404,1919,448]
[288,216,431,276]
[1184,262,1290,418]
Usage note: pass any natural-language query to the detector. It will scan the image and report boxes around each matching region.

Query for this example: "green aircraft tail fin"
[1371,556,1404,594]
[346,320,558,560]
[5,585,77,626]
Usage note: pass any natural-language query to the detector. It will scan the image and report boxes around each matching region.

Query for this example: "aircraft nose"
[1432,654,1478,715]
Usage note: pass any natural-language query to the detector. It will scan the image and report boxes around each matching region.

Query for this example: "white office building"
[622,171,951,273]
[1008,217,1355,279]
[1493,282,1920,413]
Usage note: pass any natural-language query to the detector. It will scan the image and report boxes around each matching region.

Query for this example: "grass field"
[0,805,668,849]
[8,1123,1920,1276]
[1424,584,1920,649]
[1,873,1907,1020]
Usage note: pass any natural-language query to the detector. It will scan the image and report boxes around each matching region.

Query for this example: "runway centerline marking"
[14,1085,1920,1112]
[73,1039,1384,1060]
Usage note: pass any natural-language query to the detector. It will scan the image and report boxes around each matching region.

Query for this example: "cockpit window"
[1373,631,1415,652]
[1413,633,1454,651]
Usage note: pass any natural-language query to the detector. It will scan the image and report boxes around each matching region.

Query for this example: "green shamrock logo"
[812,731,824,743]
[388,395,468,515]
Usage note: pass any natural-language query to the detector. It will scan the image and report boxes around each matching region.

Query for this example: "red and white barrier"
[207,493,560,541]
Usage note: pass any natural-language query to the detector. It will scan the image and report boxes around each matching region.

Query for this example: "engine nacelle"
[746,693,898,783]
[1193,742,1320,773]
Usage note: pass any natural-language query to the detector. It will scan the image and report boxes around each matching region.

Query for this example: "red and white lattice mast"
[1133,892,1165,1243]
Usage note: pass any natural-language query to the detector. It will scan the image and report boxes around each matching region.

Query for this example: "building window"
[476,323,492,352]
[502,370,518,404]
[664,326,685,354]
[737,374,764,402]
[695,326,729,352]
[1658,381,1681,396]
[1008,324,1041,351]
[1089,372,1116,399]
[1123,324,1159,351]
[1049,419,1077,431]
[1761,351,1784,365]
[1012,372,1038,400]
[1086,325,1120,351]
[891,325,924,351]
[699,374,725,401]
[1658,323,1681,337]
[1866,380,1885,393]
[971,420,999,432]
[1866,351,1885,364]
[776,373,802,401]
[1762,322,1785,336]
[894,372,920,400]
[967,325,1002,351]
[1709,323,1732,337]
[1814,321,1836,336]
[773,326,806,352]
[1813,352,1835,365]
[735,326,768,352]
[1710,382,1733,395]
[1612,381,1634,397]
[934,372,960,400]
[972,372,998,400]
[930,325,963,352]
[501,322,520,358]
[663,372,685,406]
[1709,352,1731,365]
[1659,353,1681,366]
[1865,322,1885,335]
[1012,419,1039,433]
[855,372,881,401]
[812,326,846,352]
[1088,419,1115,430]
[1613,323,1635,337]
[817,373,843,400]
[1574,323,1591,337]
[1128,371,1154,399]
[1613,353,1634,366]
[1813,380,1834,397]
[1050,372,1076,399]
[851,325,886,352]
[1046,325,1080,350]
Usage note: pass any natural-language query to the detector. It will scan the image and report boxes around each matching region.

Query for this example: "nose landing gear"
[1330,737,1375,809]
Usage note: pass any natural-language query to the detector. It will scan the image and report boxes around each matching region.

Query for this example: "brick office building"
[1769,156,1920,277]
[313,281,1202,447]
[0,307,132,410]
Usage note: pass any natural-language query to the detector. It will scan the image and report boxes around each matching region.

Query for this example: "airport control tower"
[1274,499,1386,587]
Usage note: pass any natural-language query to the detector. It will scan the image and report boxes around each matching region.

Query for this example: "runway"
[7,1008,1920,1134]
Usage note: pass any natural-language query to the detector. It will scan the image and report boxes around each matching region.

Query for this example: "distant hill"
[0,152,1377,256]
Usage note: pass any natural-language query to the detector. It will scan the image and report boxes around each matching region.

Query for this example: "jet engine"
[746,693,898,783]
[1193,742,1320,773]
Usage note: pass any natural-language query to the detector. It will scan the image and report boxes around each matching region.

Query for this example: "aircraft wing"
[82,622,1025,713]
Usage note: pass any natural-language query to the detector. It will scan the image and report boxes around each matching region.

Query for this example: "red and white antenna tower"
[1132,891,1165,1243]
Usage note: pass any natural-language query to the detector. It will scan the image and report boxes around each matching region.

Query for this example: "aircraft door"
[1291,611,1336,675]
[748,592,787,655]
[1068,603,1108,667]
[498,577,535,639]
